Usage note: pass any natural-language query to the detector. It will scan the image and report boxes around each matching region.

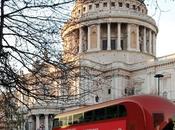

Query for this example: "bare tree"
[0,0,107,115]
[0,0,80,100]
[0,0,88,128]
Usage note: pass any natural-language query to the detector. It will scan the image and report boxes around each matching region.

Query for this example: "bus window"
[68,115,73,125]
[152,113,164,128]
[53,119,59,128]
[118,105,127,117]
[73,113,83,124]
[106,105,127,119]
[60,117,68,126]
[94,108,105,120]
[106,105,118,119]
[84,111,93,122]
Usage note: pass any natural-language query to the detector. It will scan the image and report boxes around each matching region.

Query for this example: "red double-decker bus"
[52,95,175,130]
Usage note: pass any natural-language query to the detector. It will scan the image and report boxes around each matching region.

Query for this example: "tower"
[62,0,158,104]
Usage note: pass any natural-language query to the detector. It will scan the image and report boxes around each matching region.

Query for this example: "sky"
[146,0,175,57]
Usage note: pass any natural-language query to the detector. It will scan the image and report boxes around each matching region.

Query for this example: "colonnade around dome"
[63,22,156,60]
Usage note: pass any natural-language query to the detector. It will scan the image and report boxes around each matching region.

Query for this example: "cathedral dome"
[62,0,158,64]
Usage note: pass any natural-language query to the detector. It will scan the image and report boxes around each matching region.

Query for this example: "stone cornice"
[80,55,175,73]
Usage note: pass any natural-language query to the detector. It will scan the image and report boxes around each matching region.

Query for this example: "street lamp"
[154,74,164,96]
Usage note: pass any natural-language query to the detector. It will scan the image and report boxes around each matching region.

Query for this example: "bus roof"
[55,95,175,118]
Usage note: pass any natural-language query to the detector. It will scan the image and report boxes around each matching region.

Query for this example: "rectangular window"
[73,113,83,124]
[102,40,107,50]
[60,117,67,126]
[111,2,115,7]
[133,5,136,10]
[94,108,105,120]
[108,89,111,94]
[121,40,124,50]
[106,105,117,119]
[84,111,94,122]
[106,105,127,119]
[126,3,130,8]
[53,119,59,128]
[119,2,123,7]
[95,3,99,8]
[103,2,107,7]
[111,40,116,50]
[89,5,92,10]
[118,105,127,117]
[68,116,73,125]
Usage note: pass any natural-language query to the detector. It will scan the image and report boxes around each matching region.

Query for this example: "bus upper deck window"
[106,105,118,119]
[94,108,105,120]
[60,117,67,126]
[118,105,127,117]
[68,115,73,125]
[73,113,83,124]
[84,111,93,122]
[53,119,59,128]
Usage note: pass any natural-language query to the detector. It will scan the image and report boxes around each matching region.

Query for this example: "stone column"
[117,23,121,50]
[88,26,91,51]
[127,24,131,50]
[45,114,49,130]
[143,27,147,52]
[97,24,101,50]
[153,32,156,56]
[149,30,152,54]
[107,23,111,50]
[28,116,33,130]
[136,25,140,51]
[36,115,40,130]
[79,27,83,53]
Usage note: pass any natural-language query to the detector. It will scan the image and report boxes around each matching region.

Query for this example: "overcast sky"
[146,0,175,57]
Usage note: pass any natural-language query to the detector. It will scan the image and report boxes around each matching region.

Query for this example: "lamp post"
[154,74,164,96]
